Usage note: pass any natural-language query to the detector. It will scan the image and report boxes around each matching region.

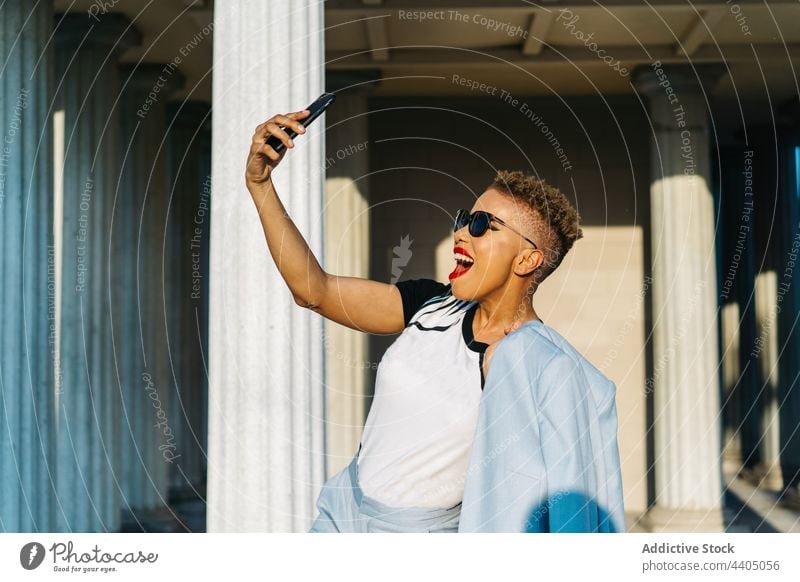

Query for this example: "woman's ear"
[514,248,542,277]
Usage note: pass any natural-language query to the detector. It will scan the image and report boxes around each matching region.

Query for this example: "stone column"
[735,169,760,476]
[755,270,782,489]
[116,64,184,531]
[746,130,784,490]
[165,101,211,498]
[716,146,757,476]
[322,73,376,477]
[207,0,326,532]
[634,64,724,532]
[0,0,56,532]
[54,13,139,532]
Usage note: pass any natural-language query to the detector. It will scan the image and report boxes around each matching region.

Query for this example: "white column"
[755,271,782,489]
[0,0,56,532]
[634,65,724,532]
[207,0,325,532]
[323,79,372,476]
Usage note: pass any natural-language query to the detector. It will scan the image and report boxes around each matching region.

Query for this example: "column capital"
[54,13,141,52]
[632,63,726,97]
[120,64,185,97]
[632,63,726,131]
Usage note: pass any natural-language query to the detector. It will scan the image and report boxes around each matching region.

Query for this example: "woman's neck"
[473,287,540,336]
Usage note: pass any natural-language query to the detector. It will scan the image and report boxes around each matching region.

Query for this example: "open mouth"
[449,248,474,280]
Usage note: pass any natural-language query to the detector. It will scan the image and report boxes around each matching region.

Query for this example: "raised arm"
[245,112,405,335]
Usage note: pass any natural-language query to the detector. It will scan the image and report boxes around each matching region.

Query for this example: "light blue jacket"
[458,319,626,533]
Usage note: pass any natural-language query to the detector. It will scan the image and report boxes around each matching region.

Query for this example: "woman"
[246,109,589,533]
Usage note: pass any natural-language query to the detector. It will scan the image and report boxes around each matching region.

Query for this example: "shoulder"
[394,277,450,298]
[394,278,452,326]
[496,321,616,405]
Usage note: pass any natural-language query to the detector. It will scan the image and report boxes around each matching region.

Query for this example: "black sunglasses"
[454,209,538,250]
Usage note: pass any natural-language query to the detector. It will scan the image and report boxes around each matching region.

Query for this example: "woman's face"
[450,188,538,301]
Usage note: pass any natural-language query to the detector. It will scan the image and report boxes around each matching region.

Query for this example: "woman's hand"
[482,319,525,379]
[245,109,311,190]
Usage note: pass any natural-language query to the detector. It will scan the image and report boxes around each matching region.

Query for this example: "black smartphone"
[265,92,336,154]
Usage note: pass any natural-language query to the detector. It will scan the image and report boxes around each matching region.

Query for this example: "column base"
[750,462,784,490]
[641,505,725,533]
[777,487,800,512]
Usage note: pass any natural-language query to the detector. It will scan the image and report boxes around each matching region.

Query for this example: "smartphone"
[265,92,336,154]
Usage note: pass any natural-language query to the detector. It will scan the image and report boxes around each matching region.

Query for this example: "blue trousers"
[308,450,462,533]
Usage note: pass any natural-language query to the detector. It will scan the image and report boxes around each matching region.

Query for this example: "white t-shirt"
[356,278,489,509]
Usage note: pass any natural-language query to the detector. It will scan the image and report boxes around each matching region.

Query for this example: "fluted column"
[207,0,326,532]
[165,101,211,498]
[54,14,139,532]
[323,75,374,477]
[116,64,184,531]
[634,64,724,532]
[0,0,56,532]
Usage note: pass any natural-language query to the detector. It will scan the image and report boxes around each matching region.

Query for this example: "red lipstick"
[449,246,474,280]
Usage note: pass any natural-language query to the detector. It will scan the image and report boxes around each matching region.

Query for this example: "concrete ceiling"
[325,0,800,108]
[53,0,799,113]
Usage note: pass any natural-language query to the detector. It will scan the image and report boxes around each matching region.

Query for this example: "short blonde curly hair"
[489,170,583,285]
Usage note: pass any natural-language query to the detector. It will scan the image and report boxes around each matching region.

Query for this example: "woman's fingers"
[287,109,311,121]
[253,120,272,140]
[258,141,282,161]
[247,109,313,185]
[264,121,295,150]
[249,138,279,160]
[253,110,310,142]
[272,113,308,137]
[263,113,308,150]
